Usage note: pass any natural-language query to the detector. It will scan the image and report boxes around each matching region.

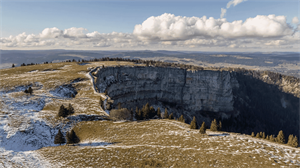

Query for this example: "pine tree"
[54,129,65,145]
[210,119,218,131]
[256,133,260,138]
[157,107,161,119]
[143,103,150,119]
[149,106,155,118]
[276,130,285,144]
[218,121,222,131]
[12,64,15,68]
[135,107,139,120]
[66,129,80,145]
[269,135,275,142]
[28,87,33,95]
[266,135,269,140]
[199,122,206,134]
[118,102,121,110]
[99,98,103,108]
[251,132,255,137]
[24,89,29,94]
[139,109,143,120]
[58,105,67,117]
[178,115,184,123]
[130,108,133,121]
[292,136,299,148]
[163,108,168,119]
[259,132,263,138]
[168,113,174,120]
[262,132,266,139]
[287,134,294,146]
[67,103,74,115]
[190,116,198,129]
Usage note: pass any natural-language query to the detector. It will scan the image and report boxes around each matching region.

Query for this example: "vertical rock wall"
[95,66,239,114]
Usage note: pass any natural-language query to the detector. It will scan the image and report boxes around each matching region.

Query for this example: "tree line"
[251,130,298,148]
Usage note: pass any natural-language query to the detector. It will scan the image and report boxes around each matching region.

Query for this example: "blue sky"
[1,0,300,51]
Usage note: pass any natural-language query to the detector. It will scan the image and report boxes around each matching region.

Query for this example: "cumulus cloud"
[1,13,299,51]
[220,8,227,19]
[292,16,299,24]
[226,0,247,9]
[133,13,294,40]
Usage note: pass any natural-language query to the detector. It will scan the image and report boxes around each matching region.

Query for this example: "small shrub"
[110,108,131,121]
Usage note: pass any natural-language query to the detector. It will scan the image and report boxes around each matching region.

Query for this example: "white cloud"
[220,8,227,19]
[1,13,299,51]
[227,0,247,9]
[292,16,299,24]
[40,27,63,39]
[63,27,88,38]
[133,13,294,40]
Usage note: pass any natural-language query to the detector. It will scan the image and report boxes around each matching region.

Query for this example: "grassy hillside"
[38,119,300,167]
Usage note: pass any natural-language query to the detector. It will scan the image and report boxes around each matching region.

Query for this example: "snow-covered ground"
[0,65,109,167]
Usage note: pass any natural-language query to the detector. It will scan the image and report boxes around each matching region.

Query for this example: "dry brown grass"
[37,119,298,167]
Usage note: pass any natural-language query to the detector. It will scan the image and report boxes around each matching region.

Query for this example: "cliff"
[95,66,299,138]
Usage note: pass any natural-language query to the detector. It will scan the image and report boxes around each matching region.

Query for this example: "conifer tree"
[149,106,155,118]
[251,132,255,137]
[157,107,161,119]
[168,113,174,120]
[139,109,143,120]
[276,130,285,144]
[66,129,80,145]
[190,116,198,129]
[178,115,184,123]
[99,98,103,108]
[28,87,33,95]
[143,103,150,119]
[12,64,15,68]
[292,136,299,148]
[163,108,168,119]
[135,107,139,120]
[287,134,294,146]
[54,129,65,145]
[256,133,260,138]
[118,102,121,110]
[266,135,269,140]
[210,119,218,131]
[58,105,67,117]
[218,121,222,131]
[269,135,275,142]
[262,132,266,139]
[130,108,133,121]
[259,132,263,138]
[199,122,206,134]
[67,103,74,115]
[24,89,29,94]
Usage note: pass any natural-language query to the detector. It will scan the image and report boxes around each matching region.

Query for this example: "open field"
[38,120,300,167]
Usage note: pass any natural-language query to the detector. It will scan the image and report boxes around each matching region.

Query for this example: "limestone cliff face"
[95,66,299,138]
[95,66,239,113]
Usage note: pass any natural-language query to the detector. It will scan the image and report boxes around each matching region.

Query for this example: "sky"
[1,0,300,52]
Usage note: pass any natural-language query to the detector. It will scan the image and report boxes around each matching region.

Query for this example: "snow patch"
[49,84,77,98]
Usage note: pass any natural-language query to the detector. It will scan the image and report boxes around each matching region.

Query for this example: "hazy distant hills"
[1,50,299,78]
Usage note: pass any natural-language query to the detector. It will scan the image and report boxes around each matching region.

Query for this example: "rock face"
[95,66,299,138]
[96,66,238,113]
